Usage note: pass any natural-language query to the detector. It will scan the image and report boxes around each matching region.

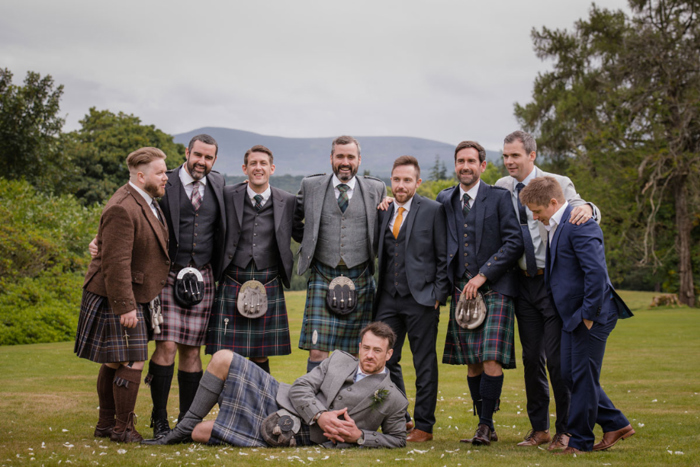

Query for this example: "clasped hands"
[317,408,363,444]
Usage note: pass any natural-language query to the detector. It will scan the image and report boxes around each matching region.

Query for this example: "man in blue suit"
[436,141,523,445]
[519,176,635,455]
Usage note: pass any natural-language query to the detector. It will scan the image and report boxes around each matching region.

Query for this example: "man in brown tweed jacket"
[75,147,171,442]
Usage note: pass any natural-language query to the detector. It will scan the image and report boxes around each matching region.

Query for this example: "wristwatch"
[357,434,365,446]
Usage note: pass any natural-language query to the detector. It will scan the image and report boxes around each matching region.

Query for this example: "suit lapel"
[355,176,377,229]
[549,204,572,271]
[311,175,332,240]
[209,173,226,225]
[445,187,459,244]
[271,187,285,233]
[166,168,182,245]
[130,186,169,255]
[232,184,246,230]
[404,194,420,244]
[348,372,392,415]
[326,357,359,402]
[473,181,489,256]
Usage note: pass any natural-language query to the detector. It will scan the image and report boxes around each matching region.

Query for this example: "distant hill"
[174,127,502,177]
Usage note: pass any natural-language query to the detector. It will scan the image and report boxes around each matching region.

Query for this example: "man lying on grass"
[143,321,408,448]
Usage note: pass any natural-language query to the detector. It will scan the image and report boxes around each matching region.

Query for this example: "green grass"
[1,290,699,466]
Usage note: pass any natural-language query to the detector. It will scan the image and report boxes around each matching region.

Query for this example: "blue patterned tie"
[462,193,471,218]
[337,184,350,213]
[516,182,538,277]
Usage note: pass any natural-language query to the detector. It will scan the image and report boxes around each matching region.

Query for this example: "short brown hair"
[454,140,486,163]
[126,147,167,170]
[391,155,420,179]
[188,134,219,156]
[244,145,273,165]
[519,176,565,206]
[504,130,537,155]
[359,321,396,350]
[331,135,361,156]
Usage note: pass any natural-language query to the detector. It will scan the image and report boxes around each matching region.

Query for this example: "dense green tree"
[0,68,67,192]
[64,108,187,206]
[515,0,700,305]
[429,155,448,181]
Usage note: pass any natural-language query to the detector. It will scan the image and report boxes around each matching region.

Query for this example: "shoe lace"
[523,429,535,441]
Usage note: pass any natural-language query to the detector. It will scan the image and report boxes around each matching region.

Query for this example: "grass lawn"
[0,289,698,466]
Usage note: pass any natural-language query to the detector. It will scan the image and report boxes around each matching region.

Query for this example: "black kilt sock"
[174,371,224,436]
[178,370,203,420]
[307,358,322,373]
[252,358,270,374]
[480,373,504,431]
[467,374,483,418]
[147,361,174,421]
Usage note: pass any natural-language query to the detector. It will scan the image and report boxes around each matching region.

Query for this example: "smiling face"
[140,158,169,198]
[502,139,536,182]
[455,147,486,191]
[185,140,217,181]
[331,143,361,182]
[391,164,421,204]
[527,199,559,226]
[358,330,393,375]
[242,151,275,192]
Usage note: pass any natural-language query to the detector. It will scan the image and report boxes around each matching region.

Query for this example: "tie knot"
[463,193,471,203]
[397,206,405,215]
[338,184,349,193]
[254,194,263,203]
[516,182,525,193]
[192,180,199,188]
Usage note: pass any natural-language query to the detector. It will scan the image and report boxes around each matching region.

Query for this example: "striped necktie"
[337,184,350,213]
[190,181,202,211]
[254,194,263,211]
[462,193,471,218]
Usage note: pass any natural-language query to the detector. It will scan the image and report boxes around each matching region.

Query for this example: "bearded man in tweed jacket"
[293,135,386,372]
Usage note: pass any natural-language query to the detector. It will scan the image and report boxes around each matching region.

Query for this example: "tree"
[429,155,448,181]
[515,0,700,306]
[0,68,66,192]
[64,108,187,205]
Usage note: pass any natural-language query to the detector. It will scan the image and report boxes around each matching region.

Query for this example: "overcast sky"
[2,0,630,151]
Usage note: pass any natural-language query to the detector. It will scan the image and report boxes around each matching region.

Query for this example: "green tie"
[337,184,350,213]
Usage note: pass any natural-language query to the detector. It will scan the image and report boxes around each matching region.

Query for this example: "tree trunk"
[673,176,695,307]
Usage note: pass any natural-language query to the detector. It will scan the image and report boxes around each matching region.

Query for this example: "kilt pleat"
[210,352,311,447]
[156,263,215,346]
[205,263,291,357]
[298,261,375,353]
[74,290,149,363]
[443,275,516,368]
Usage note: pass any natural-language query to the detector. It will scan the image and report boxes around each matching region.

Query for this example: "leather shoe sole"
[554,446,585,455]
[517,430,551,446]
[406,429,433,442]
[593,424,635,451]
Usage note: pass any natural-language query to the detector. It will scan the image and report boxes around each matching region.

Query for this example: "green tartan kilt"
[443,274,516,368]
[298,261,375,353]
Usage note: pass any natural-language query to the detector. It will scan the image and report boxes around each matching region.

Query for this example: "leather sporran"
[261,409,301,447]
[326,275,357,316]
[455,290,487,329]
[174,267,205,307]
[237,280,268,319]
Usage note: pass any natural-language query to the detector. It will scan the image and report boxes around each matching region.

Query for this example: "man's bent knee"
[207,350,234,379]
[309,350,328,362]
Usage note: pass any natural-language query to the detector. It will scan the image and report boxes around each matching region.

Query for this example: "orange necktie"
[392,207,405,239]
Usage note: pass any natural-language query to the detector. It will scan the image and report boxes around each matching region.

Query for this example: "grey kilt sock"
[306,358,322,373]
[173,371,225,436]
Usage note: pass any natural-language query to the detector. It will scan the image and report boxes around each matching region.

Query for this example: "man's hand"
[462,274,487,300]
[120,309,139,328]
[583,318,593,330]
[434,300,440,309]
[318,408,363,444]
[377,197,394,211]
[569,204,593,225]
[89,236,99,258]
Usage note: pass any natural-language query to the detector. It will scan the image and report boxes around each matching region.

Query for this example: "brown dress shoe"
[517,429,551,446]
[554,446,585,455]
[406,420,415,432]
[593,424,635,451]
[461,424,492,446]
[547,432,570,451]
[406,429,433,442]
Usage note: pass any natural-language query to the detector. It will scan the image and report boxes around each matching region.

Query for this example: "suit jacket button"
[229,255,233,259]
[487,262,492,266]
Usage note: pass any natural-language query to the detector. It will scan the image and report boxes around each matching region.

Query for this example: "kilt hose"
[299,261,375,353]
[210,352,311,447]
[443,273,516,368]
[156,263,215,346]
[205,263,291,357]
[75,290,150,363]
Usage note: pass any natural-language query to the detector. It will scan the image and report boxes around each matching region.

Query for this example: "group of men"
[75,130,634,455]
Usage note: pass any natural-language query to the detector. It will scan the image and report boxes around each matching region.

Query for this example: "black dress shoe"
[141,427,192,445]
[470,424,492,446]
[151,418,171,439]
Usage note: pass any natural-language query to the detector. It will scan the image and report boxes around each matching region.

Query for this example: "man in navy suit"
[374,156,449,442]
[519,176,635,455]
[436,141,523,445]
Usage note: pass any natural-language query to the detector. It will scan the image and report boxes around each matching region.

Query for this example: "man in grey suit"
[143,321,408,448]
[294,136,386,372]
[495,130,600,450]
[374,156,449,442]
[206,145,300,374]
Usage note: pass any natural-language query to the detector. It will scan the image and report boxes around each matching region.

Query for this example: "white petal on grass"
[117,449,126,454]
[638,423,645,427]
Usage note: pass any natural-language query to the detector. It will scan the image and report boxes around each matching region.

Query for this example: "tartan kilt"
[211,352,311,447]
[156,263,215,346]
[74,290,150,363]
[298,261,375,353]
[205,263,291,357]
[443,274,516,368]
